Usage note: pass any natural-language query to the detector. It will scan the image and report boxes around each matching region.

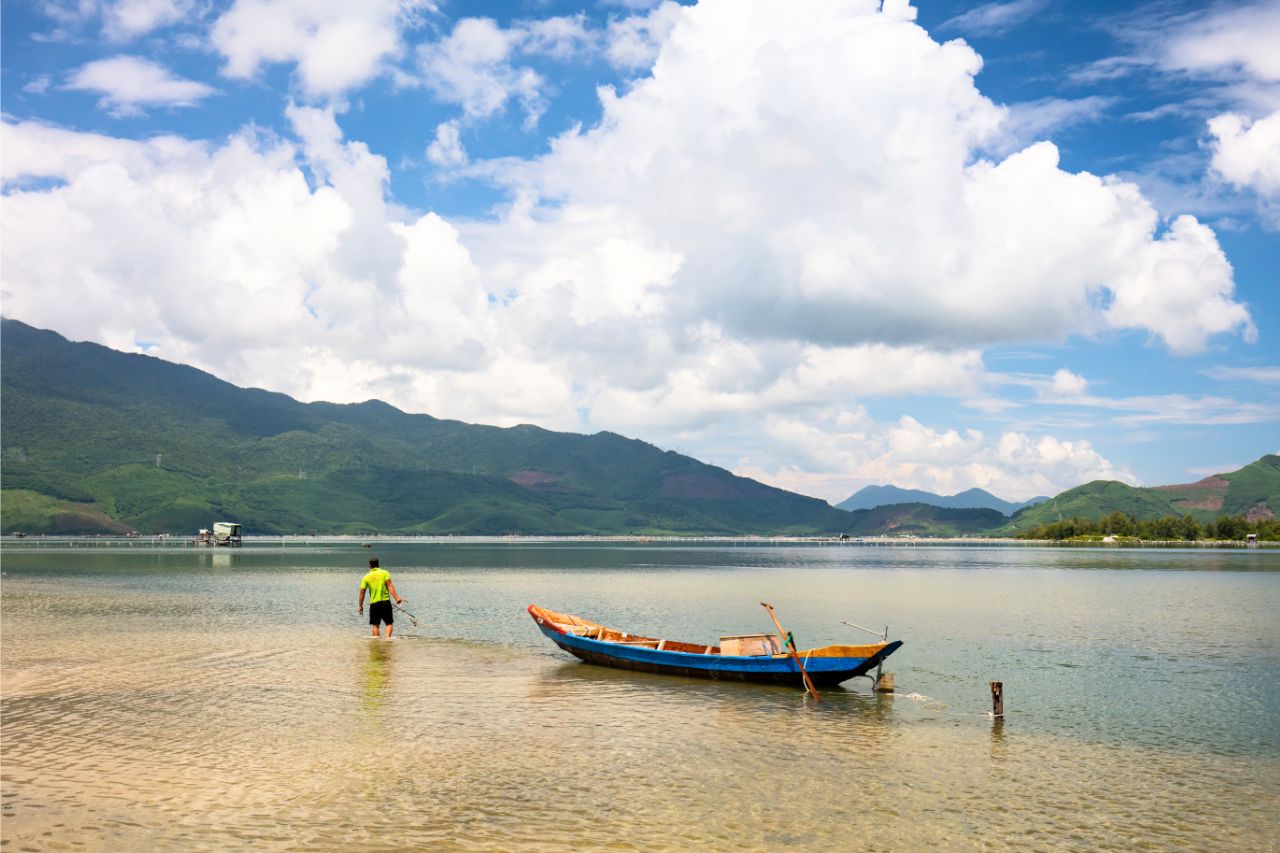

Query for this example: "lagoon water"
[2,542,1278,851]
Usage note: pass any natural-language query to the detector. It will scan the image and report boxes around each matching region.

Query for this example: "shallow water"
[2,543,1278,851]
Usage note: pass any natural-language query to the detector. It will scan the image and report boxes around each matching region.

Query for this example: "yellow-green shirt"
[361,568,392,603]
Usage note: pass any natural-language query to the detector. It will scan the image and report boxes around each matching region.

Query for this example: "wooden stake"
[761,602,820,700]
[990,681,1004,718]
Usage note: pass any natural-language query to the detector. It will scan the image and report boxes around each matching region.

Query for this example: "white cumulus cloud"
[103,0,194,41]
[65,55,215,115]
[1,0,1258,500]
[605,1,684,71]
[211,0,435,99]
[416,17,544,125]
[475,0,1251,356]
[1209,111,1280,197]
[426,120,468,168]
[736,411,1134,503]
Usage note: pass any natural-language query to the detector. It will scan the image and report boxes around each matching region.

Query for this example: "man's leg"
[384,621,394,639]
[371,622,379,638]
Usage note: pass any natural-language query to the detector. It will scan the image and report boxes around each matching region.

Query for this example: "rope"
[882,692,997,718]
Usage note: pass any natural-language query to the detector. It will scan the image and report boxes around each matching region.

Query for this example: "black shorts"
[369,600,394,626]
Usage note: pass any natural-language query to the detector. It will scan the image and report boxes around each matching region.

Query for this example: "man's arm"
[358,585,365,613]
[386,579,404,605]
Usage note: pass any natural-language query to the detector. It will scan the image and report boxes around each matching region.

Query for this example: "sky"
[2,0,1278,504]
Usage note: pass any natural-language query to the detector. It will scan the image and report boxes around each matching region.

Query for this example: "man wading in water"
[358,558,405,639]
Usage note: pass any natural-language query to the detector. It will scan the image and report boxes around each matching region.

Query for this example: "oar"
[761,602,820,700]
[393,601,423,628]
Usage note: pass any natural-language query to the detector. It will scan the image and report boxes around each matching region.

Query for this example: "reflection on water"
[361,640,394,712]
[2,543,1279,850]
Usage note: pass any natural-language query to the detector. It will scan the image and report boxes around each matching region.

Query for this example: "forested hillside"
[1,319,854,535]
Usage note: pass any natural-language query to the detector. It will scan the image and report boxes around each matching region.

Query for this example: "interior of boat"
[534,605,722,653]
[531,604,893,660]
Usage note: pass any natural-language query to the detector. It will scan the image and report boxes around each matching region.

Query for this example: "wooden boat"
[528,604,902,687]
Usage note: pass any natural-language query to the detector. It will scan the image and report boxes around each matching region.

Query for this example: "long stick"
[761,602,819,700]
[393,602,423,628]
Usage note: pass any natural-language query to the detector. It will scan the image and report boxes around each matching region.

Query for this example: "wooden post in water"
[990,681,1004,719]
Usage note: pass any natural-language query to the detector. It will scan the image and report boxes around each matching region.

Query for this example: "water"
[2,542,1278,851]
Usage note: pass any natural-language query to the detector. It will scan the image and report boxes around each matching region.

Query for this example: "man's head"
[369,558,379,568]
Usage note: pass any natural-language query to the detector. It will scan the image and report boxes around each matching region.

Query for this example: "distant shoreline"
[3,534,1273,550]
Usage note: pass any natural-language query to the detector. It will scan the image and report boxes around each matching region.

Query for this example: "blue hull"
[536,620,902,687]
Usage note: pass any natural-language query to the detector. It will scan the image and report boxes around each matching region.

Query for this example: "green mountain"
[1,319,858,536]
[1001,456,1280,533]
[6,319,1274,539]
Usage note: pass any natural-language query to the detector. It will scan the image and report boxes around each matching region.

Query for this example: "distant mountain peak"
[836,484,1047,516]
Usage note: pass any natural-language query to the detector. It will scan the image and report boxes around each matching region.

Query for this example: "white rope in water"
[884,692,998,718]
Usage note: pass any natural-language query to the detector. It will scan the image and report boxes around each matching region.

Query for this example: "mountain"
[842,503,1007,537]
[7,319,1273,539]
[0,319,858,536]
[1001,456,1280,533]
[837,484,1047,515]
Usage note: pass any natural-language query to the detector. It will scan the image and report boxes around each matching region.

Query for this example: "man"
[357,557,405,639]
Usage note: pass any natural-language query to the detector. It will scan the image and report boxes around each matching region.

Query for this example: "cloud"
[0,119,169,184]
[1137,3,1280,226]
[102,0,194,41]
[413,14,597,129]
[940,0,1048,37]
[1209,110,1280,197]
[211,0,435,99]
[1009,367,1279,426]
[34,0,197,41]
[34,0,100,28]
[1200,365,1280,384]
[1159,1,1280,85]
[605,1,684,71]
[1100,214,1253,353]
[0,112,501,407]
[1076,2,1280,122]
[416,17,545,126]
[1049,368,1088,397]
[23,75,53,95]
[64,55,215,115]
[735,411,1134,503]
[411,9,680,126]
[1103,395,1279,426]
[1089,1,1280,118]
[1069,55,1151,86]
[426,120,468,168]
[0,0,1261,501]
[476,3,1250,356]
[580,343,988,434]
[521,14,595,61]
[996,95,1114,151]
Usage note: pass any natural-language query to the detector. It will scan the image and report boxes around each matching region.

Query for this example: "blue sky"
[2,0,1277,503]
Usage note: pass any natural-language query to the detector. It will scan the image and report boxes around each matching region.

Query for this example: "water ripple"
[3,547,1279,850]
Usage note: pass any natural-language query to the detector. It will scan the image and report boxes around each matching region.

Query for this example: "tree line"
[1017,512,1279,542]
